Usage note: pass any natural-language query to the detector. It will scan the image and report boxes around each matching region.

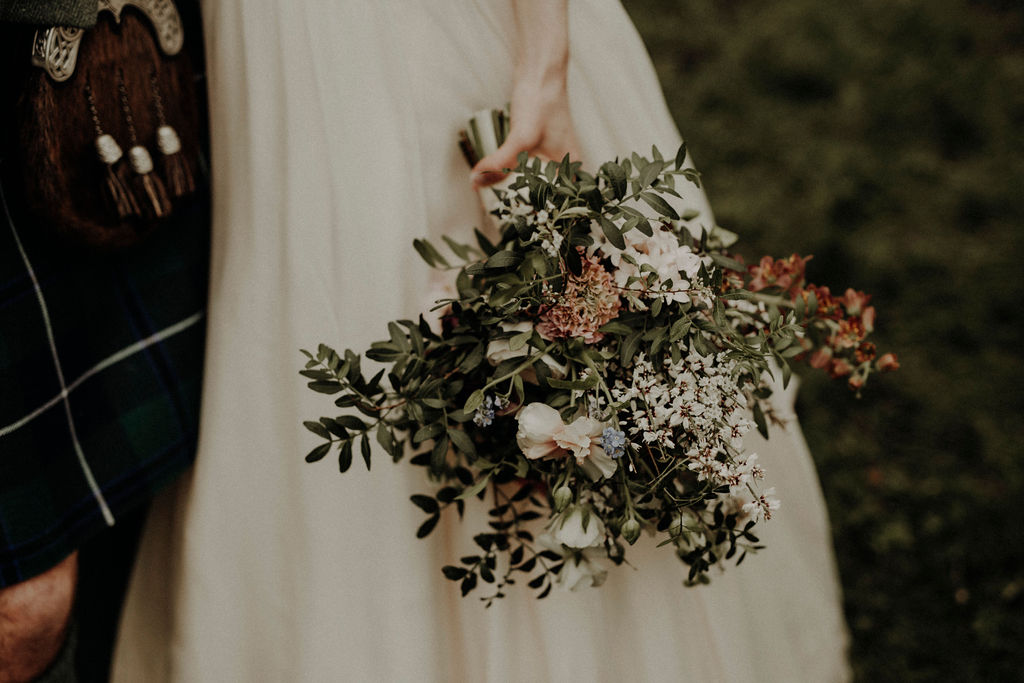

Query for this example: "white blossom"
[537,532,608,591]
[515,403,618,480]
[590,224,704,306]
[742,487,781,522]
[550,505,606,549]
[556,553,608,591]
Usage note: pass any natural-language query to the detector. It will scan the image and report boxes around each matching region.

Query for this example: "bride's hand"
[470,0,581,188]
[471,80,581,188]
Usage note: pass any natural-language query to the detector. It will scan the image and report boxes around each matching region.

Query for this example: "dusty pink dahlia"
[536,252,622,344]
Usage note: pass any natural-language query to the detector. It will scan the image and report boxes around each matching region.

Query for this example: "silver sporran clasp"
[31,0,184,83]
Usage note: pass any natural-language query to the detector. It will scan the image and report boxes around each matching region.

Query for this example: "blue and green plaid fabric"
[0,173,209,588]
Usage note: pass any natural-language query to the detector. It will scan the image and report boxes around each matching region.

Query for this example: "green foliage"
[625,0,1024,678]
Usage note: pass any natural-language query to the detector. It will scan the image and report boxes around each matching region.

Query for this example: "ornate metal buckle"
[31,0,184,83]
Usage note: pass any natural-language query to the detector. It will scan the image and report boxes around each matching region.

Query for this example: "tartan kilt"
[0,176,209,588]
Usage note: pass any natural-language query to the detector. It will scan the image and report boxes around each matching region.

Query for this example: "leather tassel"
[138,172,171,218]
[128,145,172,218]
[106,161,141,219]
[156,125,195,198]
[162,149,194,198]
[95,132,140,219]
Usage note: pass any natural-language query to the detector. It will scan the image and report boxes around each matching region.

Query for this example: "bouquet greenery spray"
[301,112,896,603]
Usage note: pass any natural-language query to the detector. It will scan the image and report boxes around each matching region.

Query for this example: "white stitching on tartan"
[1,184,117,525]
[0,312,203,439]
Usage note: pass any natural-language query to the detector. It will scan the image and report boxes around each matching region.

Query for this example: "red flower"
[832,318,868,350]
[747,254,812,299]
[877,353,900,371]
[861,306,876,334]
[855,342,877,364]
[841,288,871,316]
[806,284,842,320]
[829,358,854,378]
[808,347,833,369]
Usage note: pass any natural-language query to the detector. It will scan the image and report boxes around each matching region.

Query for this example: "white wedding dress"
[113,1,851,681]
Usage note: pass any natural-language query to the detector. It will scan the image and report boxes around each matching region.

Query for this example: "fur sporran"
[1,6,204,250]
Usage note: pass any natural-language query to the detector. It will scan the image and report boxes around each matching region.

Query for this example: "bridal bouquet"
[301,114,896,602]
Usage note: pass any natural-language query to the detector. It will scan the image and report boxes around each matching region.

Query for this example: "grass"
[623,1,1024,679]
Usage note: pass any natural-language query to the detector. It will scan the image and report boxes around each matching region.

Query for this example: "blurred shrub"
[624,0,1024,679]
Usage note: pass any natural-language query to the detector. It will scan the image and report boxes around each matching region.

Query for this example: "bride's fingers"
[471,137,582,188]
[471,134,535,188]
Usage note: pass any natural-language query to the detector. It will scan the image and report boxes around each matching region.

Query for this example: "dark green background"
[624,1,1024,680]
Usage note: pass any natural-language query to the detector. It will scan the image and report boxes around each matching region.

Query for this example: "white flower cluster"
[529,212,564,258]
[612,351,758,489]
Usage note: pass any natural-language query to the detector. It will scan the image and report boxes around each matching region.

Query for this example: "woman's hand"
[471,0,581,188]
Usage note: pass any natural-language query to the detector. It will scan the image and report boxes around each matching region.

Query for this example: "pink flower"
[841,288,871,316]
[855,342,877,364]
[861,306,876,334]
[747,254,812,298]
[829,358,854,377]
[877,353,900,372]
[536,251,621,344]
[808,348,833,369]
[832,318,868,349]
[515,403,618,480]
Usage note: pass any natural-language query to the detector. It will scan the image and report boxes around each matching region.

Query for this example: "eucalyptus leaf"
[413,238,450,268]
[376,423,397,456]
[674,142,688,170]
[442,235,473,261]
[598,215,626,250]
[598,321,634,335]
[639,192,680,220]
[413,422,444,443]
[337,440,353,473]
[308,381,342,395]
[547,374,599,390]
[752,401,769,439]
[417,514,440,538]
[305,442,331,464]
[638,160,662,189]
[620,330,643,365]
[303,421,330,439]
[456,473,492,501]
[360,434,372,470]
[447,428,477,457]
[600,161,627,199]
[485,250,524,270]
[411,494,439,514]
[508,330,531,352]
